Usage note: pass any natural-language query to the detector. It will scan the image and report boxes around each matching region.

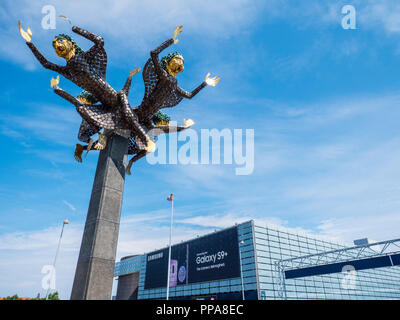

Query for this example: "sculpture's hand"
[18,20,32,42]
[50,75,60,89]
[129,66,141,77]
[172,25,183,44]
[205,73,220,87]
[145,140,156,153]
[183,119,195,128]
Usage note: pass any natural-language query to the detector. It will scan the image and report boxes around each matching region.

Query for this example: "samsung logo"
[148,252,163,262]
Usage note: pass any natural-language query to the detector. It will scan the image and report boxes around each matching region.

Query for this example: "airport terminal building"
[113,220,400,300]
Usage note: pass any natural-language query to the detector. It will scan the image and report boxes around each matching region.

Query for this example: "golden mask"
[78,96,92,105]
[165,55,184,77]
[52,38,76,61]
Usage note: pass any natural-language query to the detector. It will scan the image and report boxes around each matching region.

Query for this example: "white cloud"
[178,212,253,229]
[0,223,82,299]
[0,211,215,299]
[317,213,400,244]
[1,103,81,147]
[1,0,262,69]
[360,1,400,35]
[63,200,76,212]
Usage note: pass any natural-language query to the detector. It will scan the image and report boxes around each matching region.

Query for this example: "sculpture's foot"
[145,140,156,153]
[94,133,107,150]
[85,138,94,158]
[74,144,84,163]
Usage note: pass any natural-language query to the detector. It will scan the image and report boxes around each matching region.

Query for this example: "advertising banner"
[144,227,241,289]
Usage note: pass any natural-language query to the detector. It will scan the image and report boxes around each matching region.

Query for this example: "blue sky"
[1,0,400,299]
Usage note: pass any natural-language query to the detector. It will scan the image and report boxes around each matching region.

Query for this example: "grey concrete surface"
[71,133,128,300]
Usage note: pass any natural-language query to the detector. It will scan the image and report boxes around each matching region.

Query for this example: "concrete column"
[71,133,128,300]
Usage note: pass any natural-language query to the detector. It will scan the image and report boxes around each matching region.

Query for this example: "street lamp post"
[46,219,69,300]
[166,194,174,300]
[239,240,245,300]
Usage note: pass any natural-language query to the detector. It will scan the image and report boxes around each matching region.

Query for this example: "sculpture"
[50,74,195,171]
[19,21,220,174]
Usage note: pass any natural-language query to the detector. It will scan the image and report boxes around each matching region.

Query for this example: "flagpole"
[46,219,69,299]
[166,194,174,300]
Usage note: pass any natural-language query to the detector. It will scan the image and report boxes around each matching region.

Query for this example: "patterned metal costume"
[66,37,208,142]
[135,38,207,126]
[61,36,209,167]
[20,22,219,172]
[53,75,191,158]
[123,37,209,172]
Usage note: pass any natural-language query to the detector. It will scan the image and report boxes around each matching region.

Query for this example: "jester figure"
[18,20,154,154]
[49,67,140,162]
[50,73,195,169]
[50,68,196,173]
[60,25,220,173]
[19,22,220,173]
[125,25,220,172]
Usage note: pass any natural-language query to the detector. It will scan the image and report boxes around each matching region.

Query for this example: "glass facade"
[114,220,400,300]
[254,222,400,300]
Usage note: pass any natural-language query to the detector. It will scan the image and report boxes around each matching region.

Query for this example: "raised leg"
[117,91,155,153]
[126,150,147,175]
[75,144,85,163]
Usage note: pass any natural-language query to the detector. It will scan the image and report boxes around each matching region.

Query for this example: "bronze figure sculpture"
[19,22,220,174]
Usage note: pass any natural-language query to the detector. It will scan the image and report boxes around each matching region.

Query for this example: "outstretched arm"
[150,119,195,136]
[150,38,174,77]
[121,67,141,96]
[72,25,107,79]
[26,42,65,73]
[177,81,207,99]
[19,21,65,73]
[54,87,83,107]
[150,25,183,77]
[178,73,220,99]
[72,26,104,46]
[51,76,83,107]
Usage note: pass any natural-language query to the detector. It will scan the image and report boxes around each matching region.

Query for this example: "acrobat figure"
[125,25,220,172]
[20,22,219,174]
[50,72,194,169]
[18,21,154,153]
[49,66,142,161]
[134,25,220,126]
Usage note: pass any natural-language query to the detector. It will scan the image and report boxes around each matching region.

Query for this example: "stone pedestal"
[71,133,128,300]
